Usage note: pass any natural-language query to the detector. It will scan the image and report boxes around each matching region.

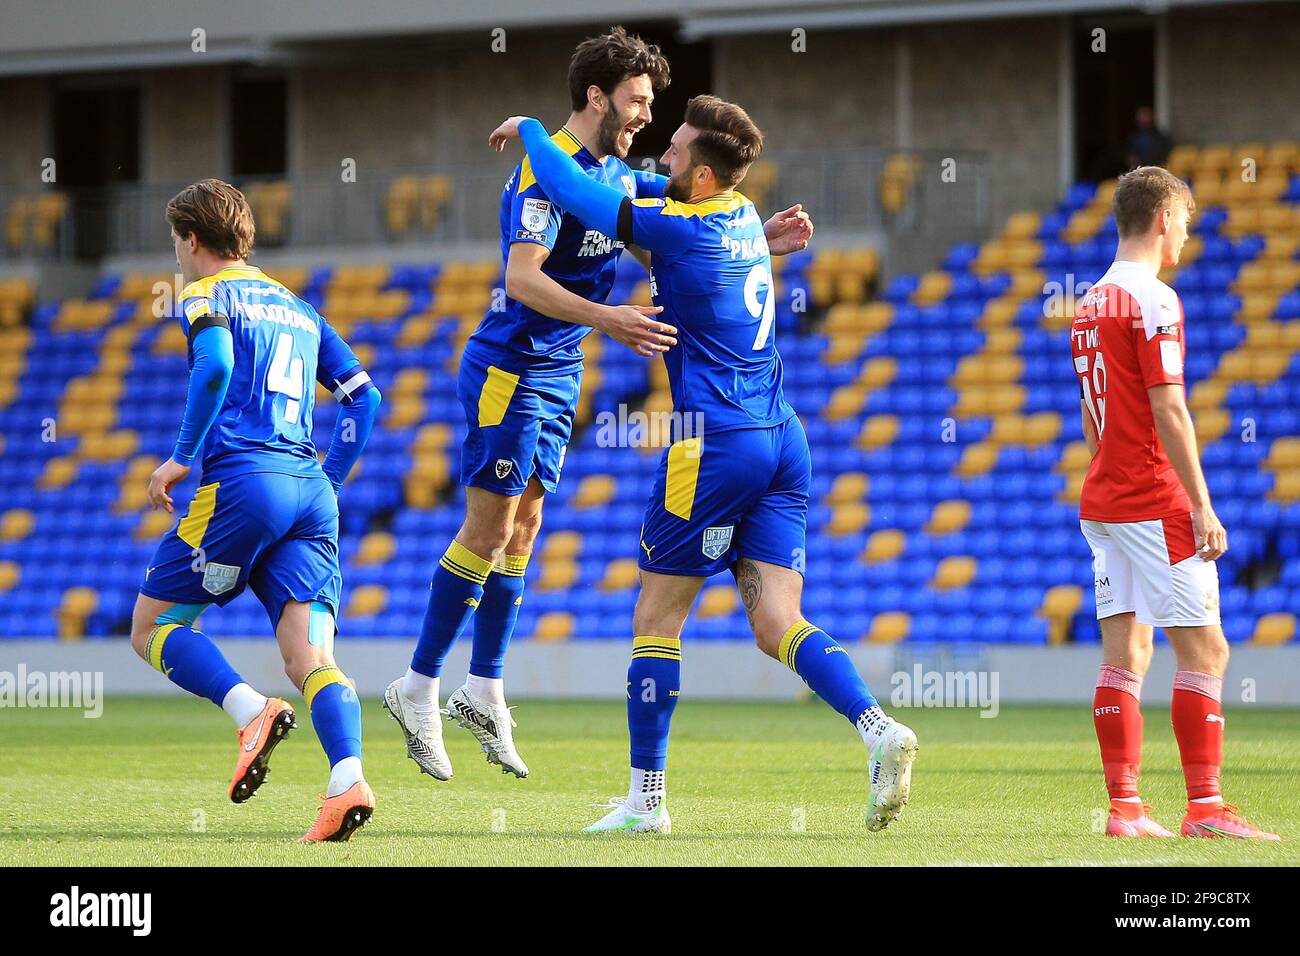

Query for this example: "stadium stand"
[1,146,1297,648]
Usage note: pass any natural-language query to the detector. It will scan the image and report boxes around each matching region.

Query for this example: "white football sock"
[221,683,268,727]
[466,673,506,707]
[856,705,891,751]
[628,767,666,812]
[401,668,440,707]
[327,756,364,797]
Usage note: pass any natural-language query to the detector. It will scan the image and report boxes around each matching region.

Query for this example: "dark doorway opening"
[53,84,140,257]
[619,24,713,167]
[230,76,288,177]
[1074,20,1162,182]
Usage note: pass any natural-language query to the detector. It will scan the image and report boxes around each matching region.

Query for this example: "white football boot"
[582,797,672,834]
[444,684,529,778]
[382,678,453,781]
[865,718,918,831]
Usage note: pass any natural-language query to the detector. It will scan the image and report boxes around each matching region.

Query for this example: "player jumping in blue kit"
[489,96,918,834]
[384,28,815,783]
[130,180,381,842]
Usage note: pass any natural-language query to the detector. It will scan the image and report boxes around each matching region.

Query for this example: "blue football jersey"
[465,126,642,375]
[176,264,363,482]
[626,193,796,434]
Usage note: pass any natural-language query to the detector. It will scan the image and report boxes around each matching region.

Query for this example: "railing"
[0,147,991,262]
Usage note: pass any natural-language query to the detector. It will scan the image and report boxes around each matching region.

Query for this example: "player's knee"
[510,510,543,551]
[283,649,334,690]
[458,518,512,563]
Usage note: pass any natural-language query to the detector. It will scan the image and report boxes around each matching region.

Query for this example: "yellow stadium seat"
[0,508,34,542]
[955,441,999,477]
[867,611,910,643]
[931,556,977,591]
[697,585,738,620]
[1039,584,1084,644]
[0,560,17,592]
[58,586,98,639]
[134,509,174,541]
[37,457,79,490]
[912,271,951,306]
[824,472,868,507]
[571,474,616,510]
[538,558,579,592]
[1253,613,1295,645]
[1003,211,1040,240]
[534,611,575,642]
[925,499,971,536]
[598,558,640,593]
[345,585,387,618]
[861,529,905,564]
[856,414,900,452]
[542,531,582,559]
[355,531,396,568]
[826,502,870,537]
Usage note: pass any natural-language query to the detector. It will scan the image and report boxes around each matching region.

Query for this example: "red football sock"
[1171,670,1224,803]
[1093,664,1144,801]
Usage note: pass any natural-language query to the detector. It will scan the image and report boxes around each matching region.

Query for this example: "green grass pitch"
[2,697,1295,866]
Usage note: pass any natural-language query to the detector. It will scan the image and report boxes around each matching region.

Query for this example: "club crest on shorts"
[495,458,514,480]
[520,197,551,233]
[701,525,734,560]
[201,562,240,596]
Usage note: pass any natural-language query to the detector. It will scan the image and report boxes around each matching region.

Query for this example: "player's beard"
[597,104,633,159]
[664,166,695,202]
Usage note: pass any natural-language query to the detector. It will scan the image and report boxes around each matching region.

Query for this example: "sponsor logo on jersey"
[184,298,212,321]
[520,197,552,233]
[495,458,514,480]
[701,525,734,560]
[201,562,241,596]
[622,174,636,196]
[578,229,624,257]
[514,230,549,243]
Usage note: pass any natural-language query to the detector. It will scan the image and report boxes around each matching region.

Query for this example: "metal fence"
[1,147,990,262]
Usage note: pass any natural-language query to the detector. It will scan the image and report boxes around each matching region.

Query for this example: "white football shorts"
[1080,514,1221,628]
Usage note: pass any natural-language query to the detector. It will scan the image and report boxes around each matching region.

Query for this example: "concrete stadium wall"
[1167,4,1300,144]
[3,639,1297,707]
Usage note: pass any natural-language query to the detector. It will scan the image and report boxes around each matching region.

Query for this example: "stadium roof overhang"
[680,0,1277,39]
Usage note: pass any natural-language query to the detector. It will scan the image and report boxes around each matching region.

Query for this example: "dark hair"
[568,25,670,112]
[1113,165,1194,238]
[166,178,255,259]
[683,94,764,188]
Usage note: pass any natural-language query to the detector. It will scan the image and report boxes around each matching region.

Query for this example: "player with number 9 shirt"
[490,95,918,835]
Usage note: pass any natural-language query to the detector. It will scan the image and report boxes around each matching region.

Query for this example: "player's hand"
[764,203,814,255]
[488,117,530,152]
[1192,504,1227,561]
[147,458,190,514]
[596,305,675,357]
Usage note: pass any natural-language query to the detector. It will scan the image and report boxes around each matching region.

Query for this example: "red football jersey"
[1070,260,1192,522]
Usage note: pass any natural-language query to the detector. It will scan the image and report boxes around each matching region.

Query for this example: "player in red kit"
[1071,166,1278,840]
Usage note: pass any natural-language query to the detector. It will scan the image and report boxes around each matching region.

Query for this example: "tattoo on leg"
[736,559,762,621]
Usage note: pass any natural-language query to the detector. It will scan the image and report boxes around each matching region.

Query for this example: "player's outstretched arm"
[318,321,382,493]
[1148,383,1227,560]
[764,203,814,255]
[503,117,626,238]
[149,324,234,512]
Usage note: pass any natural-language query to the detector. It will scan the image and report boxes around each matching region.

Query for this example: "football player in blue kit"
[131,179,381,842]
[385,28,815,785]
[489,95,918,834]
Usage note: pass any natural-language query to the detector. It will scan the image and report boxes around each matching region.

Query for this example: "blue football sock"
[410,540,494,678]
[144,623,243,707]
[778,620,878,724]
[470,553,528,680]
[627,635,682,771]
[303,664,362,767]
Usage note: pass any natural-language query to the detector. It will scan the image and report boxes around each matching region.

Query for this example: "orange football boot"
[229,698,297,803]
[1182,802,1280,841]
[300,781,376,843]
